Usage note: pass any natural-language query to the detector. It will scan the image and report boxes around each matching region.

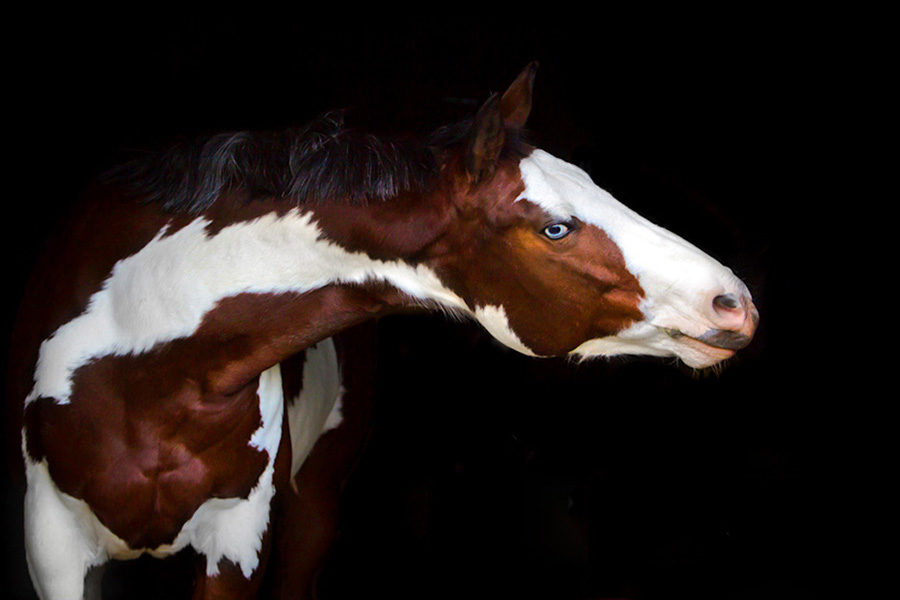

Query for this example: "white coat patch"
[167,364,284,578]
[23,365,285,590]
[25,209,469,408]
[285,339,344,483]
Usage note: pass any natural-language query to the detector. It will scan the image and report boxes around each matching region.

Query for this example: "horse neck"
[146,201,456,388]
[29,193,462,405]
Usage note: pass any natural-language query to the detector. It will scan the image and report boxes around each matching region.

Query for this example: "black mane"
[105,111,531,214]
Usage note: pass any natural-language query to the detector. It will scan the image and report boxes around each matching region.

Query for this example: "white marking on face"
[516,149,751,363]
[26,209,469,407]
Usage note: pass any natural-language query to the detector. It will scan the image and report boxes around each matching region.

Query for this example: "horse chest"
[23,360,284,561]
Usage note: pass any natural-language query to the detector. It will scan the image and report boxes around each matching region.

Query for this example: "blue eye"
[542,222,572,240]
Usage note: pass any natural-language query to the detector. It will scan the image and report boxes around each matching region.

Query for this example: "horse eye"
[542,222,572,240]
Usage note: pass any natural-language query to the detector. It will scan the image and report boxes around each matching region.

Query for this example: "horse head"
[418,63,758,368]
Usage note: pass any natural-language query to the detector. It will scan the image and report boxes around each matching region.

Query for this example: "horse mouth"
[662,327,750,368]
[664,328,753,351]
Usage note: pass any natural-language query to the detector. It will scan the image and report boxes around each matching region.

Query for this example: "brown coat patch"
[422,158,645,355]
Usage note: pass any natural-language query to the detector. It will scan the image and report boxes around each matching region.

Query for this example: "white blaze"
[516,149,749,361]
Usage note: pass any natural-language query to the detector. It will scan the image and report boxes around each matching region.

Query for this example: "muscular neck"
[29,205,463,405]
[198,282,412,395]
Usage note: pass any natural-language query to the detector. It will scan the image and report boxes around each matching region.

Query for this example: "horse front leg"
[23,459,109,600]
[82,565,106,600]
[190,397,294,600]
[269,411,373,600]
[268,326,376,600]
[269,472,340,600]
[190,536,271,600]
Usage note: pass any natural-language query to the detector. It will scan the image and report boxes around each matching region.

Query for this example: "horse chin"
[660,328,739,369]
[671,338,736,369]
[570,328,736,370]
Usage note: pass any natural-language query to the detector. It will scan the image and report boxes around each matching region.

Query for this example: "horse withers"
[7,63,757,599]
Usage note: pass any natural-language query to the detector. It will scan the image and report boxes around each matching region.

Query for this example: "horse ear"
[499,61,538,129]
[465,93,505,185]
[464,63,537,184]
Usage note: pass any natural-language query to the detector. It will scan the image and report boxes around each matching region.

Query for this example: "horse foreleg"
[82,565,105,600]
[190,535,271,600]
[269,472,340,599]
[190,397,293,600]
[23,459,108,600]
[269,327,377,599]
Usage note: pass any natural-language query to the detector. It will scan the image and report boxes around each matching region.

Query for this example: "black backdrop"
[3,9,871,600]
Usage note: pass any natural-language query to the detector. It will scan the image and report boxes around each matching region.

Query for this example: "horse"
[6,62,758,599]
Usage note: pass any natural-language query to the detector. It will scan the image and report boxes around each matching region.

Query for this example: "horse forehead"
[515,149,617,219]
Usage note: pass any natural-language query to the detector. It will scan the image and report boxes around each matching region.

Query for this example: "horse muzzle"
[661,299,759,367]
[695,325,755,351]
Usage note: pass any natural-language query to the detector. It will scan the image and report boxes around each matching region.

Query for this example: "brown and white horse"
[7,63,758,599]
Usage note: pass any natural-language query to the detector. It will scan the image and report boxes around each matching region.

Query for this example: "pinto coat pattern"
[8,64,757,599]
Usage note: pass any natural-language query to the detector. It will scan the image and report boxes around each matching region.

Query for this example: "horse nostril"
[713,293,741,311]
[707,292,758,340]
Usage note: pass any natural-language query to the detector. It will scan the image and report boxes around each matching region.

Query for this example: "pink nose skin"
[712,293,754,330]
[696,293,759,351]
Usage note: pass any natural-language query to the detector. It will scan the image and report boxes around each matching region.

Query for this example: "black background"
[2,8,877,599]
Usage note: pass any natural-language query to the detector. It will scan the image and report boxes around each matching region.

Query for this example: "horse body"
[9,63,758,598]
[14,188,377,598]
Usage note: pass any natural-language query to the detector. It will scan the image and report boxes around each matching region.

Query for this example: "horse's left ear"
[499,61,538,128]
